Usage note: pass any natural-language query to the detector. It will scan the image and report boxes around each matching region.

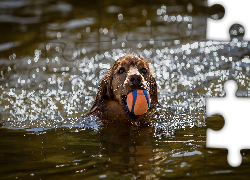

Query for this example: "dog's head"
[89,54,158,118]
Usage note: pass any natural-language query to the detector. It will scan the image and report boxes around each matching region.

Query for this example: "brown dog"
[87,54,158,121]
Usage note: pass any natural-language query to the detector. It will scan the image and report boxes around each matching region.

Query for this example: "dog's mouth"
[121,88,146,119]
[122,94,139,119]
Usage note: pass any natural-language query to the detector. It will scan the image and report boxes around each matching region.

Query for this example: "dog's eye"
[118,67,125,74]
[141,68,147,74]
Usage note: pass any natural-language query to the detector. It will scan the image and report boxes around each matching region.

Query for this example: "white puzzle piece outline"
[207,0,250,41]
[206,80,250,167]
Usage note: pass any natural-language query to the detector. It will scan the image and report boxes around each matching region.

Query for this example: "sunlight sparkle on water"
[1,40,250,131]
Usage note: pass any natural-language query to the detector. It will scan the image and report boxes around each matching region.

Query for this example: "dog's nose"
[129,74,142,85]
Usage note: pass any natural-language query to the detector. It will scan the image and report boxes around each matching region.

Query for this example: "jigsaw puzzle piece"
[25,41,90,120]
[150,14,193,43]
[81,1,103,44]
[76,22,157,118]
[206,80,250,167]
[207,0,250,41]
[100,22,153,53]
[124,1,195,43]
[154,41,206,109]
[203,23,250,98]
[149,1,208,43]
[76,1,120,56]
[33,42,75,90]
[0,40,50,92]
[202,139,250,178]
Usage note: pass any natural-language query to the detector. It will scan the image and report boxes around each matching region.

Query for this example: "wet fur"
[87,54,158,121]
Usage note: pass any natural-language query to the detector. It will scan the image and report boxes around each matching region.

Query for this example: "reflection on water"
[1,0,250,179]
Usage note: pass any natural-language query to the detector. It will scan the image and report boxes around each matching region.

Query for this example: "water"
[1,0,250,179]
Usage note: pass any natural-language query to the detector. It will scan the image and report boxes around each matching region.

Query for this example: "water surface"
[1,0,250,179]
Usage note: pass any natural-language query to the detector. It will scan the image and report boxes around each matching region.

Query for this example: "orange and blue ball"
[126,89,150,115]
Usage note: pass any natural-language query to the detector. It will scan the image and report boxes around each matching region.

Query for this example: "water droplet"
[118,13,123,20]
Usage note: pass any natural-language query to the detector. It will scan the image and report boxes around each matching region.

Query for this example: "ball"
[126,89,150,115]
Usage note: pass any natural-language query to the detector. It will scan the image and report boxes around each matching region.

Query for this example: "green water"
[1,0,250,179]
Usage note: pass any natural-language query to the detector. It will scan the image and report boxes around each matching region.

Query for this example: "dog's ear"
[150,76,158,105]
[88,64,115,115]
[98,68,114,100]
